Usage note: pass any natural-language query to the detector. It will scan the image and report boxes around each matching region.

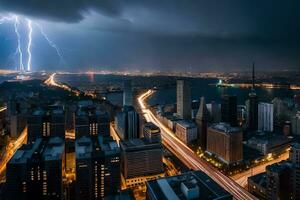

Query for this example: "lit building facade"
[207,123,243,164]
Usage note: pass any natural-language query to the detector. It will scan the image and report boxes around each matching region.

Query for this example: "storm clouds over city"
[1,0,300,71]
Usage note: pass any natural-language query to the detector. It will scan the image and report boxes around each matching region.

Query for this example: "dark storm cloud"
[1,0,300,71]
[0,0,122,22]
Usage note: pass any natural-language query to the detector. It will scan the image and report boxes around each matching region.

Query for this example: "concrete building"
[76,135,120,200]
[207,123,243,164]
[75,108,110,138]
[6,137,65,200]
[175,120,197,145]
[10,114,26,138]
[291,112,300,135]
[221,95,237,127]
[258,103,274,132]
[195,97,209,150]
[120,138,164,188]
[248,173,267,200]
[123,80,133,107]
[176,80,191,120]
[115,105,139,140]
[146,170,233,200]
[143,122,161,143]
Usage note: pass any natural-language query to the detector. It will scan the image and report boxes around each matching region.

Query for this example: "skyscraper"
[176,80,191,120]
[246,63,258,131]
[76,135,120,200]
[123,80,133,106]
[258,102,274,132]
[6,137,65,200]
[115,105,139,140]
[221,95,237,127]
[195,97,209,150]
[143,122,161,143]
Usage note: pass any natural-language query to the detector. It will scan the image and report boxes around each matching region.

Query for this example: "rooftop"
[176,120,197,129]
[10,139,43,164]
[210,123,241,133]
[43,137,65,161]
[146,170,232,200]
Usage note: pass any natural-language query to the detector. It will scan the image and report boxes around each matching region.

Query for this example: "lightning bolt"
[13,16,24,71]
[26,19,32,71]
[0,14,65,71]
[35,24,65,65]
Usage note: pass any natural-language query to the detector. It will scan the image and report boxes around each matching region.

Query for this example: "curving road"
[0,127,27,182]
[138,89,258,200]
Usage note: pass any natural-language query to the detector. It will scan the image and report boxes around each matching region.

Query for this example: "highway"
[0,127,27,182]
[138,89,258,200]
[232,150,289,187]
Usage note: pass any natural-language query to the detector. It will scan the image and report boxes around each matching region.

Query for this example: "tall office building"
[221,95,237,127]
[27,107,66,143]
[123,80,133,106]
[10,114,26,138]
[50,108,66,137]
[75,108,110,138]
[146,171,233,200]
[207,123,243,164]
[195,97,209,150]
[258,102,274,132]
[291,112,300,135]
[176,80,191,120]
[6,137,65,200]
[115,105,139,140]
[76,135,120,200]
[120,138,164,188]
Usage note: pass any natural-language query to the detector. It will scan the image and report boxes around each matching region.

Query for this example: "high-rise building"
[123,80,133,106]
[6,137,65,200]
[143,122,161,143]
[221,95,237,127]
[75,108,110,138]
[175,120,197,145]
[176,80,191,120]
[290,143,300,199]
[291,112,300,135]
[195,97,209,150]
[10,114,26,138]
[266,162,292,200]
[115,105,139,140]
[207,123,243,164]
[27,107,66,143]
[76,135,120,200]
[258,103,274,132]
[120,138,164,188]
[146,170,233,200]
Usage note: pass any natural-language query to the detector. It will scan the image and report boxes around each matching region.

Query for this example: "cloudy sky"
[0,0,300,72]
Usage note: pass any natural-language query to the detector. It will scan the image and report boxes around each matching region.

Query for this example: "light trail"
[44,73,80,96]
[137,90,258,200]
[0,127,27,182]
[26,19,33,71]
[232,150,289,187]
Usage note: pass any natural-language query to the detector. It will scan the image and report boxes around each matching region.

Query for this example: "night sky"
[0,0,300,72]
